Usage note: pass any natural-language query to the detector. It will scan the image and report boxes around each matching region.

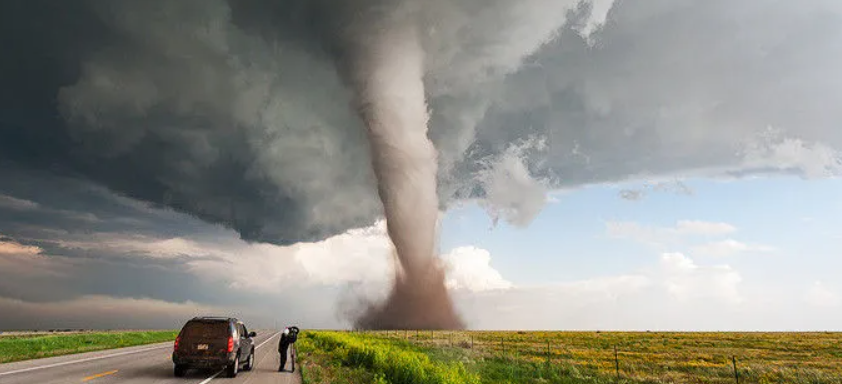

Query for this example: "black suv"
[172,317,256,378]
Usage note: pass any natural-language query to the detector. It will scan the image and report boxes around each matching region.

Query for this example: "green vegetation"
[300,330,842,384]
[0,330,177,363]
[297,331,479,384]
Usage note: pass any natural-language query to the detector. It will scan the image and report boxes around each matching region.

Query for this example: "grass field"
[0,330,178,364]
[298,330,842,384]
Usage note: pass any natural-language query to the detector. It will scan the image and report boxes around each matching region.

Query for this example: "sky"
[1,0,842,331]
[440,177,842,330]
[1,174,840,331]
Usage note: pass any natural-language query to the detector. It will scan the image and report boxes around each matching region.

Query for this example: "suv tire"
[243,349,255,371]
[174,364,187,377]
[226,355,239,378]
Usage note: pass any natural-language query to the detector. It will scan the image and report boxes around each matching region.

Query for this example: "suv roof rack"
[191,316,235,321]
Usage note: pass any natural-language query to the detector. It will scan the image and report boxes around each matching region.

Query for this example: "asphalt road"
[0,331,301,384]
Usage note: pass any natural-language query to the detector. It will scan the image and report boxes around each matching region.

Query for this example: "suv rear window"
[180,321,230,339]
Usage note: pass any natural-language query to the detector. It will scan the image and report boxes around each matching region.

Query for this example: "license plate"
[197,344,208,350]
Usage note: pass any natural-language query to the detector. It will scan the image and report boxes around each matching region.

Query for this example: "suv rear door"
[180,320,232,357]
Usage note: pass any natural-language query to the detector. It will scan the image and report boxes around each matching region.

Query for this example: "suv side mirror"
[249,331,257,338]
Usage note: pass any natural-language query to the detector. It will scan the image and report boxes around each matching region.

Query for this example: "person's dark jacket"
[278,333,290,351]
[278,327,299,351]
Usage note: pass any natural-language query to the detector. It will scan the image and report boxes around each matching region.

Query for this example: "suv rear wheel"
[174,364,187,377]
[226,354,239,378]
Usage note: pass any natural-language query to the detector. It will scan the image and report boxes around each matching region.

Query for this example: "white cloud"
[741,129,842,179]
[660,253,742,304]
[151,225,394,294]
[605,221,667,246]
[440,246,513,292]
[805,281,841,308]
[576,0,615,37]
[691,239,775,258]
[606,220,774,260]
[540,274,653,303]
[452,249,756,330]
[293,221,393,287]
[456,274,652,329]
[450,250,781,330]
[674,221,737,236]
[447,248,741,314]
[606,220,737,246]
[478,137,549,228]
[185,243,309,293]
[185,228,517,299]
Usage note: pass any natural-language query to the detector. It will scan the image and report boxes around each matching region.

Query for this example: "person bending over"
[278,326,299,372]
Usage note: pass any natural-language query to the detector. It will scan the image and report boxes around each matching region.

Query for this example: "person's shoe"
[278,367,284,372]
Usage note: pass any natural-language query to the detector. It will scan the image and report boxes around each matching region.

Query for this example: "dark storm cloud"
[2,0,842,244]
[1,0,381,246]
[0,250,208,304]
[0,168,205,239]
[0,169,272,311]
[473,0,842,188]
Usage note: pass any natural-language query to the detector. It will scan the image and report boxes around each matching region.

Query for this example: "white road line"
[0,344,171,377]
[243,346,273,384]
[198,370,222,384]
[198,332,280,384]
[243,332,283,384]
[255,332,280,350]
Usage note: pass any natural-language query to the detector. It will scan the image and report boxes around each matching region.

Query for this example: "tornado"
[331,2,464,330]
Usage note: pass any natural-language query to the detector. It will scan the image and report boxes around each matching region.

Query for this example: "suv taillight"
[226,336,234,353]
[173,336,180,352]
